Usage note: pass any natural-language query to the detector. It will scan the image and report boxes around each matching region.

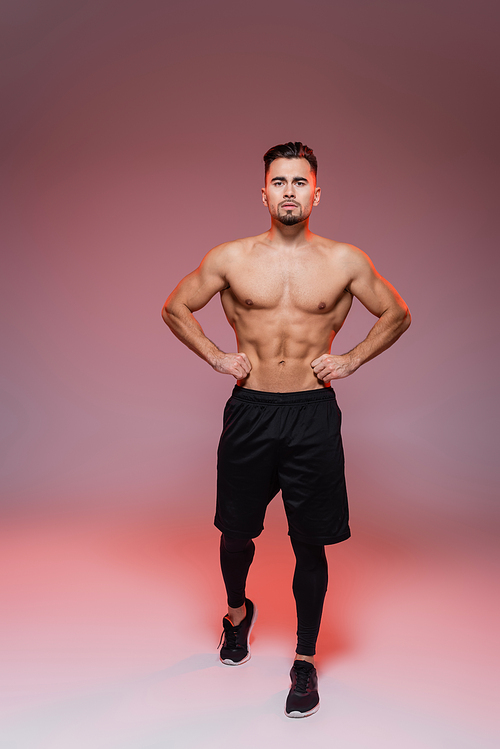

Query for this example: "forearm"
[346,307,411,371]
[162,303,222,367]
[312,305,410,382]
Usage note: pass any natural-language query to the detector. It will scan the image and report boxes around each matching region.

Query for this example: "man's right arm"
[161,244,252,379]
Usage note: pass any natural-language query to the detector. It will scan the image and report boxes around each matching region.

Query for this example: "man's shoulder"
[204,233,268,263]
[312,235,364,259]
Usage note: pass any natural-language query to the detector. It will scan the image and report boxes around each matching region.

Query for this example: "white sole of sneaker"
[221,652,251,666]
[220,603,258,666]
[285,701,320,718]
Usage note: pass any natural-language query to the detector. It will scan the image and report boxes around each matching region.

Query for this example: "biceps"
[166,267,226,313]
[350,272,405,318]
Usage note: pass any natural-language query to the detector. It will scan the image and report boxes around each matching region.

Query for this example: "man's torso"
[219,233,354,392]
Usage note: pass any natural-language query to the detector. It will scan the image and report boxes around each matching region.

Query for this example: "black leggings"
[220,534,328,656]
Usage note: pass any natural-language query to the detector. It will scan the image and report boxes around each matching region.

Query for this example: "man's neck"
[266,218,313,248]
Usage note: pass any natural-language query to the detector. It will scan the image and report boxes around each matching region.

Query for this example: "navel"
[318,301,326,310]
[278,360,285,365]
[245,299,253,306]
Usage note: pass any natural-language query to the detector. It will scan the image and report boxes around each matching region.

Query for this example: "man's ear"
[261,187,268,206]
[313,186,321,206]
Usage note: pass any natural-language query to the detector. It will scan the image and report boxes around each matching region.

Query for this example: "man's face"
[261,157,320,226]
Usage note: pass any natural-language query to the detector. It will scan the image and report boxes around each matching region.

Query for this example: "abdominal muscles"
[238,358,327,392]
[234,311,335,392]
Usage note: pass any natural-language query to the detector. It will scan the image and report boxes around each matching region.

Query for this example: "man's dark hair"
[263,141,317,177]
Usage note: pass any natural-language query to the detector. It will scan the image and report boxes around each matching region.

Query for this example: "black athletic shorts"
[214,385,350,546]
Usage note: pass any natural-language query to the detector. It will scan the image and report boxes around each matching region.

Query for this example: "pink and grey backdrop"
[1,1,498,746]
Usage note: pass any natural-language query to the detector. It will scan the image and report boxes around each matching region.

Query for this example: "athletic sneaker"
[285,660,320,718]
[218,598,257,665]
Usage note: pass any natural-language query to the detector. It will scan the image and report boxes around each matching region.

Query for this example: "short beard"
[276,209,304,226]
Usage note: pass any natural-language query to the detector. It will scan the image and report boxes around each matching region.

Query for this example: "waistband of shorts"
[230,384,337,405]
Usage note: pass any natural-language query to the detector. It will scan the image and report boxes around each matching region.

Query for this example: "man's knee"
[221,534,254,554]
[290,537,327,568]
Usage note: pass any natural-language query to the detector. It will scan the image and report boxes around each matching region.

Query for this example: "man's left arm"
[312,244,411,382]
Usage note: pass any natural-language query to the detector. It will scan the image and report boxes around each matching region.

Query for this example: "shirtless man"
[162,142,410,718]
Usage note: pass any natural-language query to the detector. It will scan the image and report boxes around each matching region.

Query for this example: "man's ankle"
[294,653,315,666]
[227,602,246,626]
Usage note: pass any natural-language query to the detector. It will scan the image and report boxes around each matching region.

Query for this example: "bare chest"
[224,252,348,313]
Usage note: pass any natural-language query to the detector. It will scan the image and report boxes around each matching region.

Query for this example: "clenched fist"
[212,352,252,379]
[311,353,356,382]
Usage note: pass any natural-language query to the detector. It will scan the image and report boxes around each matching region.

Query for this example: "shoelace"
[293,666,312,693]
[218,619,241,650]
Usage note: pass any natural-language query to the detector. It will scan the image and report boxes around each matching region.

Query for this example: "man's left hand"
[311,354,356,382]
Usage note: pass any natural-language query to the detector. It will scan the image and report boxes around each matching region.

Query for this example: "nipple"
[318,301,326,310]
[245,299,253,306]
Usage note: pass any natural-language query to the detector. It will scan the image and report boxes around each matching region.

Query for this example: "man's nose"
[284,183,295,197]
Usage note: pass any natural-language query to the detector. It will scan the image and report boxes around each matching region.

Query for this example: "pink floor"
[1,502,498,749]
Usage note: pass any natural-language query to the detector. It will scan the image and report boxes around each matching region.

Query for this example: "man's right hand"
[211,352,252,379]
